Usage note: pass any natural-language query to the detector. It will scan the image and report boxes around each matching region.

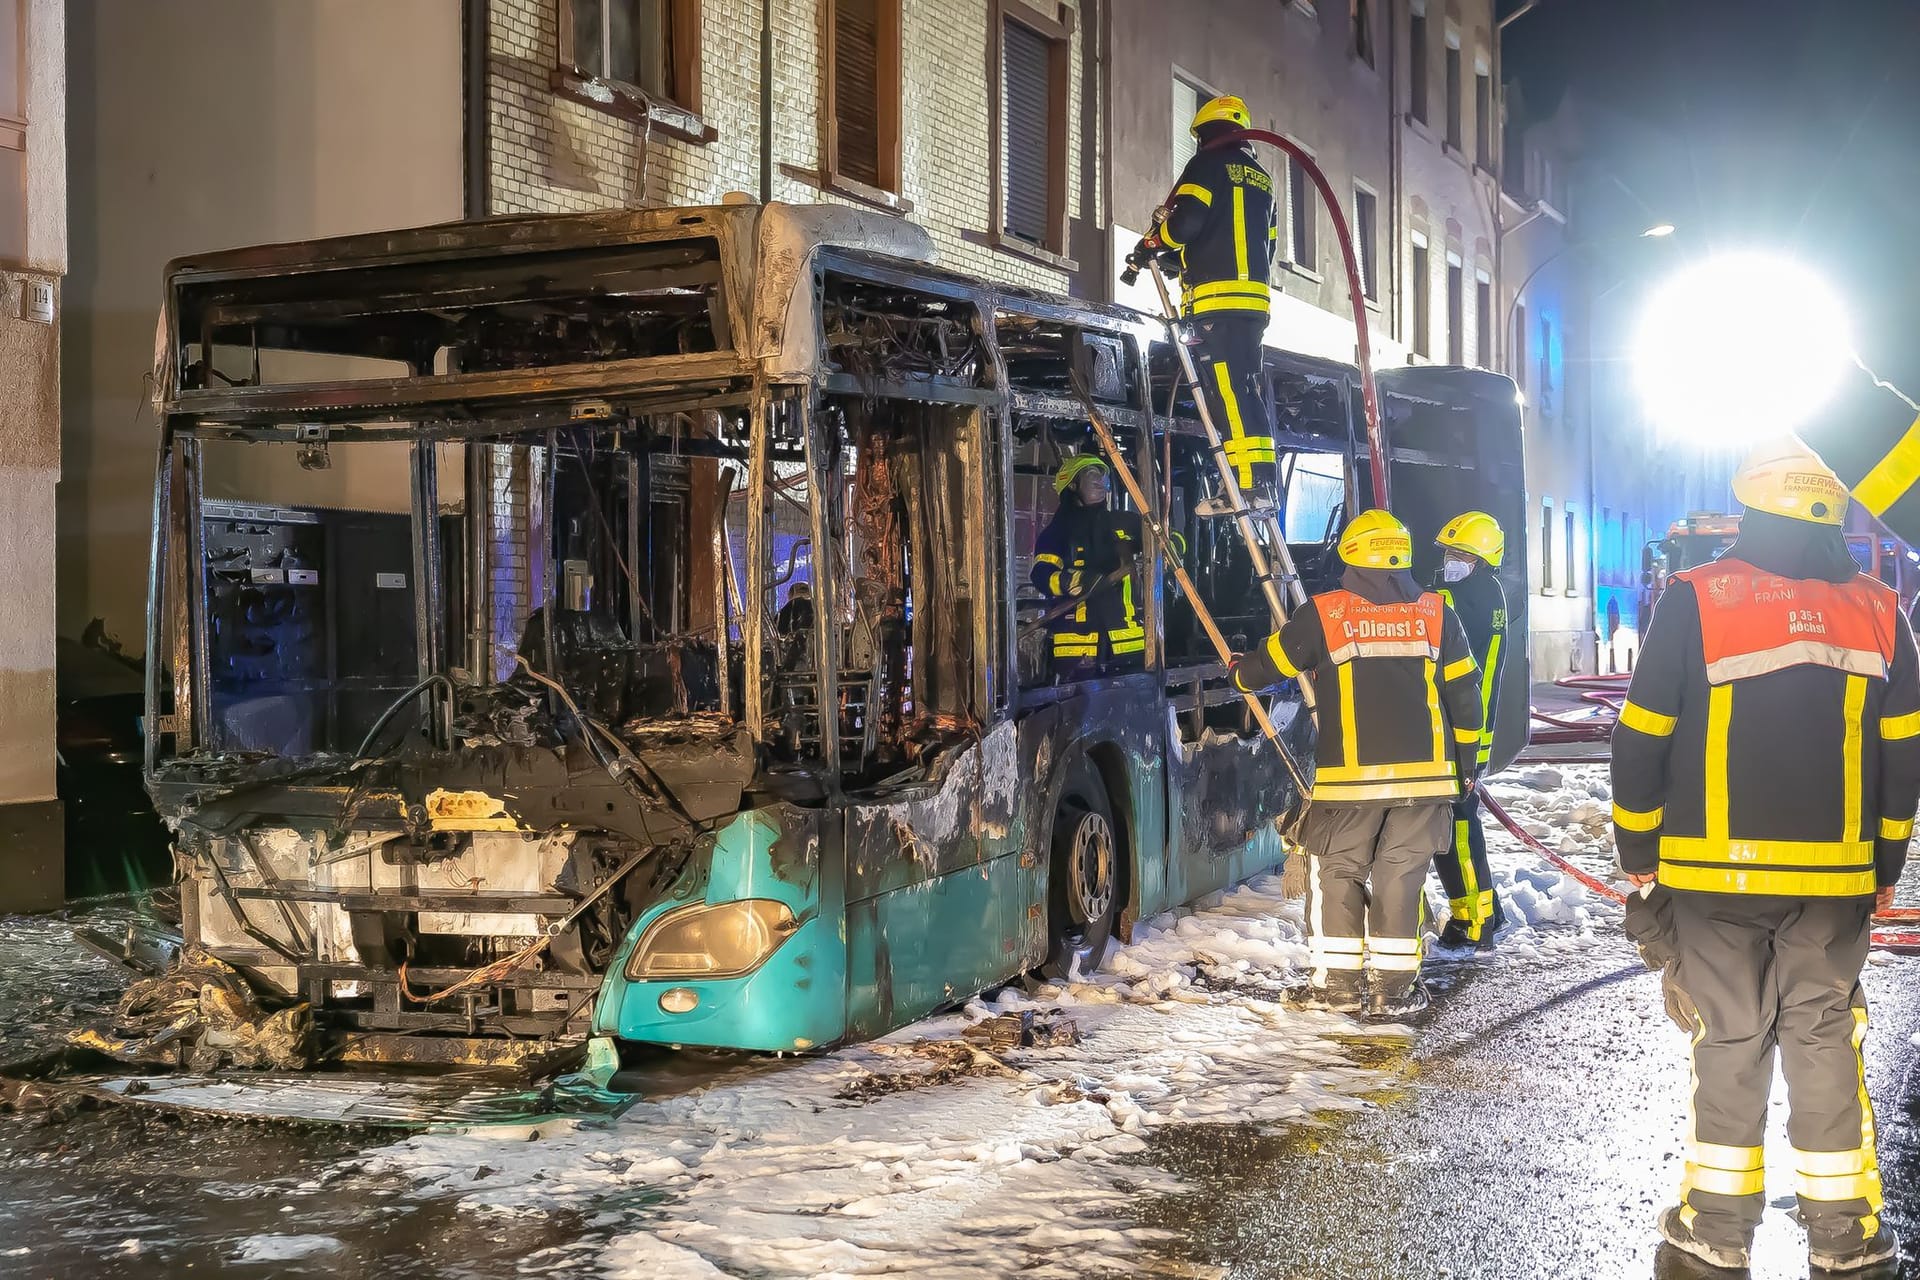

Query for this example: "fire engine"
[1641,512,1920,617]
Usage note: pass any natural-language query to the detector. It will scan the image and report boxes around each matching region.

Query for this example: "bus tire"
[1042,753,1121,980]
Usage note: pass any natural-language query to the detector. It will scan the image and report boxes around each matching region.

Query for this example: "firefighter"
[1032,455,1147,679]
[1431,511,1509,949]
[1613,440,1919,1273]
[1230,509,1484,1015]
[1127,94,1280,502]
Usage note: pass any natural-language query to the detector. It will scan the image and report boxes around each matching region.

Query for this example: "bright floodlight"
[1633,253,1851,443]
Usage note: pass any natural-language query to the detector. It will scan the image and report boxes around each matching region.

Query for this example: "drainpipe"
[463,0,490,219]
[1387,0,1399,347]
[759,0,774,203]
[1099,0,1113,303]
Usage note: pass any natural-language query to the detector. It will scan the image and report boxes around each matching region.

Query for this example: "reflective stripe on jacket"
[1441,567,1508,770]
[1235,587,1483,804]
[1031,504,1145,660]
[1156,144,1278,319]
[1611,558,1920,898]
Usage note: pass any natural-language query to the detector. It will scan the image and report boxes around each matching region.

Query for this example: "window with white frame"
[1540,497,1555,593]
[1564,504,1579,596]
[1513,300,1528,392]
[1411,230,1431,357]
[1445,251,1464,365]
[1409,0,1429,125]
[1474,54,1492,167]
[1444,28,1463,150]
[1354,185,1379,302]
[1287,148,1317,270]
[562,0,696,108]
[1474,268,1492,368]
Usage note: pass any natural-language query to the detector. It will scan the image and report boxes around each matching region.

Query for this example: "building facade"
[57,0,1694,904]
[2,0,65,910]
[1500,92,1587,680]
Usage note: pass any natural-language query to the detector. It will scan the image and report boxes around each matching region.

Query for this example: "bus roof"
[155,200,1509,423]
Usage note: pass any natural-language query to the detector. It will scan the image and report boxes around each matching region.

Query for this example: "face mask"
[1442,559,1473,583]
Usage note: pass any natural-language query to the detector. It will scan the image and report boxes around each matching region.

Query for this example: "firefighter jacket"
[1231,568,1484,804]
[1154,142,1279,320]
[1032,503,1145,661]
[1441,565,1508,772]
[1611,544,1920,900]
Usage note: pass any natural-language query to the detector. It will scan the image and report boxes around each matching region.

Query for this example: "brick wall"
[487,0,1095,294]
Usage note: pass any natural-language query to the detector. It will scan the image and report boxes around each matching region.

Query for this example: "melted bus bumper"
[593,809,847,1052]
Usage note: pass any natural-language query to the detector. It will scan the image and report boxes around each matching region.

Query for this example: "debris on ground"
[831,1010,1079,1100]
[834,1037,1019,1100]
[67,947,314,1072]
[961,1007,1081,1051]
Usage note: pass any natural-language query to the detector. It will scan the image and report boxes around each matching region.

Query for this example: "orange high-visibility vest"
[1676,560,1898,684]
[1313,592,1447,666]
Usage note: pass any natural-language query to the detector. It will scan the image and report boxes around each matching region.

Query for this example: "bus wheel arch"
[1041,745,1130,980]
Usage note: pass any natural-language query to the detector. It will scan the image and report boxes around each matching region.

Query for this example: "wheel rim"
[1068,810,1114,925]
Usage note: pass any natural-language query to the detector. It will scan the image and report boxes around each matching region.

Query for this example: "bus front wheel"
[1043,754,1120,980]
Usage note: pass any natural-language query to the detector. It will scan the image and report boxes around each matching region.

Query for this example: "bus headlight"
[624,900,797,981]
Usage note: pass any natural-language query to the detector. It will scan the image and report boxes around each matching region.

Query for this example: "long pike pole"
[1072,373,1310,796]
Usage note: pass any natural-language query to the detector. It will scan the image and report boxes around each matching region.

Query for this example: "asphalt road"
[6,905,1918,1277]
[1141,932,1920,1279]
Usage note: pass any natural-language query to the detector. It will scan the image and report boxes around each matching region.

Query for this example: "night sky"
[1504,0,1920,388]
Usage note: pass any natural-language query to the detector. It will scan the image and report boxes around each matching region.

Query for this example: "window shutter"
[1288,155,1311,266]
[833,0,883,188]
[1445,44,1462,147]
[1172,79,1200,175]
[1001,20,1051,246]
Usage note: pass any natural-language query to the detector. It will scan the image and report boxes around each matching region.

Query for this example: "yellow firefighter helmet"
[1338,509,1414,569]
[1191,94,1252,135]
[1436,510,1507,568]
[1732,438,1848,526]
[1054,454,1110,495]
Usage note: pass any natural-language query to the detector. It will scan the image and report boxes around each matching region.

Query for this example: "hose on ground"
[1478,788,1920,950]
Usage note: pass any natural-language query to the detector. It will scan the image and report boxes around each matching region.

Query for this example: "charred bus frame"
[142,203,1526,1066]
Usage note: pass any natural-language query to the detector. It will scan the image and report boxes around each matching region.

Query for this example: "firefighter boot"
[1810,1224,1901,1273]
[1367,973,1430,1018]
[1290,969,1366,1014]
[1656,1205,1751,1271]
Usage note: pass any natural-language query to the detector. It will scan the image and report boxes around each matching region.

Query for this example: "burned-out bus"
[142,202,1526,1067]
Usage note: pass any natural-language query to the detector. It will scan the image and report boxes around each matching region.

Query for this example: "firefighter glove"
[1661,965,1699,1034]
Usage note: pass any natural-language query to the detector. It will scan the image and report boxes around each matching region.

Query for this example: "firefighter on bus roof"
[1230,509,1484,1016]
[1431,511,1510,950]
[1126,94,1280,504]
[1033,455,1147,680]
[1612,440,1918,1274]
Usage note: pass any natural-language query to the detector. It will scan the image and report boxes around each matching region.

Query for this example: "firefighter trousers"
[1669,893,1881,1255]
[1301,800,1451,994]
[1189,314,1277,494]
[1432,791,1505,940]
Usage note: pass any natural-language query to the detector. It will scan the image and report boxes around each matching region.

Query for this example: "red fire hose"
[1479,790,1920,949]
[1480,790,1628,905]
